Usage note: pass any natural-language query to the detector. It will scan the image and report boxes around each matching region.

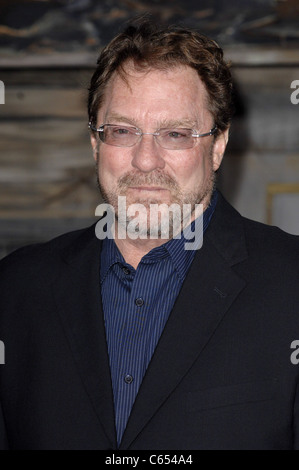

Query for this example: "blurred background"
[0,0,298,258]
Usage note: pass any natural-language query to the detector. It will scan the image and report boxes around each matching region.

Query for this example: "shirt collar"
[100,190,218,283]
[100,237,124,284]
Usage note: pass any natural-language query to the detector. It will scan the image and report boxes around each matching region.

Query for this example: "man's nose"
[131,134,166,173]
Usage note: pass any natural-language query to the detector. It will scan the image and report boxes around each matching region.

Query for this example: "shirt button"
[124,374,134,384]
[135,297,144,307]
[122,267,130,275]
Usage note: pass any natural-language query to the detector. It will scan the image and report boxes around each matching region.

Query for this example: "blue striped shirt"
[100,191,218,444]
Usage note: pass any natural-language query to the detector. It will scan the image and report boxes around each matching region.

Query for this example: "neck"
[114,229,169,269]
[112,190,214,269]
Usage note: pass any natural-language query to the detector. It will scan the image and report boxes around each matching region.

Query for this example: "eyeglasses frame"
[88,122,218,149]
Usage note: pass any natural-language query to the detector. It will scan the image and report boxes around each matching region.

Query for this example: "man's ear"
[90,133,99,161]
[212,128,229,171]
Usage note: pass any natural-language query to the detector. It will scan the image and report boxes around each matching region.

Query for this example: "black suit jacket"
[0,193,299,450]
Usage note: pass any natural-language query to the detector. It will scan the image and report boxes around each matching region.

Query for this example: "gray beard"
[95,154,216,239]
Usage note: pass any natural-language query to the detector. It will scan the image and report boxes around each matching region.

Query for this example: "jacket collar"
[52,228,118,448]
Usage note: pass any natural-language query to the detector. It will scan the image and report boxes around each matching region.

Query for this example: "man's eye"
[167,130,188,139]
[113,127,130,135]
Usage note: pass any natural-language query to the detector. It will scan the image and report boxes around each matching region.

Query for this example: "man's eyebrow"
[104,113,200,129]
[104,114,139,126]
[158,118,199,129]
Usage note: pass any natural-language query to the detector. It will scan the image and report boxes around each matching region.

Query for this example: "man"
[0,18,299,450]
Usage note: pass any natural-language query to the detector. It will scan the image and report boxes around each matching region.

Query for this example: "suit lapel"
[120,195,248,449]
[52,227,117,448]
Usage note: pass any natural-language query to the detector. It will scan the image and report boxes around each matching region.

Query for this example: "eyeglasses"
[88,123,217,150]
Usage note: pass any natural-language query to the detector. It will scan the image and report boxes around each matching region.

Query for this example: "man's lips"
[128,186,169,192]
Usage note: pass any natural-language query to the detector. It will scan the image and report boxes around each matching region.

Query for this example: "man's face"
[91,64,228,235]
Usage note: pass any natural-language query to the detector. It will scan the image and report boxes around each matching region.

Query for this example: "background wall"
[0,0,299,258]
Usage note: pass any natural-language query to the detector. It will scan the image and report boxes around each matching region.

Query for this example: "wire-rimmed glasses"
[88,123,217,150]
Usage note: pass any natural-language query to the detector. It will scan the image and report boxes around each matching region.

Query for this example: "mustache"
[117,171,179,192]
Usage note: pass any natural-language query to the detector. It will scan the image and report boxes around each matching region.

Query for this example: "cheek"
[98,147,132,178]
[173,152,207,187]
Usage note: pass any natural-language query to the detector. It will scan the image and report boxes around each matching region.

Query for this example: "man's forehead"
[97,63,210,126]
[107,62,205,93]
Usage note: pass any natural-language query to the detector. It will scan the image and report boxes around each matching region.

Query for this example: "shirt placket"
[114,264,153,441]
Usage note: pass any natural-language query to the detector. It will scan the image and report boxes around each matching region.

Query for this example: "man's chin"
[121,198,171,210]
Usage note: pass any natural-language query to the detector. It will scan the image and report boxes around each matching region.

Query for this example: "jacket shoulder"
[210,192,299,277]
[0,225,96,282]
[242,215,299,259]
